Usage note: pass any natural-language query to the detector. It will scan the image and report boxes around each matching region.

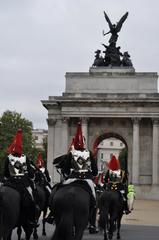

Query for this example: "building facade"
[32,129,48,149]
[42,67,159,199]
[97,138,125,171]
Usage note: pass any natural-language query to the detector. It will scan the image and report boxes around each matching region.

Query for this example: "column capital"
[131,117,141,124]
[81,117,89,124]
[47,118,57,126]
[62,117,70,124]
[152,118,159,125]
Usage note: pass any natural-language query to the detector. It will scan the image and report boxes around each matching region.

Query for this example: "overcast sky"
[0,0,159,130]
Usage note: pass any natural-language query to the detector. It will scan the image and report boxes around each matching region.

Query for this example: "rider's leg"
[85,179,99,234]
[120,190,131,214]
[44,183,61,224]
[26,186,40,227]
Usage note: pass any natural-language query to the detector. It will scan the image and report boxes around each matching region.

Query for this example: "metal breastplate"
[71,149,91,171]
[8,154,27,176]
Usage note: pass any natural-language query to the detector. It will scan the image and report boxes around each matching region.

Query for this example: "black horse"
[32,184,50,239]
[98,189,123,240]
[16,183,50,240]
[50,183,91,240]
[0,185,33,240]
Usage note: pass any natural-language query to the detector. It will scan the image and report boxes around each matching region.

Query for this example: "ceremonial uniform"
[51,122,98,233]
[3,129,39,227]
[104,155,130,214]
[35,152,52,195]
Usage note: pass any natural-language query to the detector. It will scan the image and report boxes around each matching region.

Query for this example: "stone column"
[61,117,69,153]
[132,118,140,184]
[53,118,64,183]
[47,118,56,184]
[152,119,159,185]
[82,117,89,148]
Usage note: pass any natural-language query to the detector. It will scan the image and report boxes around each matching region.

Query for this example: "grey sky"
[0,0,159,130]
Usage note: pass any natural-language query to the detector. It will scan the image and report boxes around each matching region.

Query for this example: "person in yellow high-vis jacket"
[127,182,135,211]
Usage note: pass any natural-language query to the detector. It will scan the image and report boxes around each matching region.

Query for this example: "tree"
[118,147,128,171]
[0,110,37,174]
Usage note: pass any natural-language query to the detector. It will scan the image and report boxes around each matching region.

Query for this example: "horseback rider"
[104,154,131,214]
[35,152,52,196]
[46,122,98,234]
[3,129,40,227]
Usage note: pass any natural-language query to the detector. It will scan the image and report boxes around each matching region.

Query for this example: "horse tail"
[99,205,109,230]
[52,214,74,240]
[51,194,74,240]
[98,193,109,230]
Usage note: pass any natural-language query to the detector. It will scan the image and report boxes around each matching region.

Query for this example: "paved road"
[12,223,159,240]
[11,199,159,240]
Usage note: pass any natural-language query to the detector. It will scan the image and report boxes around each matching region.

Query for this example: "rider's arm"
[61,152,72,177]
[45,169,51,182]
[26,158,36,179]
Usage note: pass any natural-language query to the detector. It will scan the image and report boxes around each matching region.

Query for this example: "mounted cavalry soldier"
[46,122,98,234]
[104,154,131,214]
[35,152,52,196]
[3,129,40,227]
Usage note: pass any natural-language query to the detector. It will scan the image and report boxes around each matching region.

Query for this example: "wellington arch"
[42,66,159,200]
[42,12,159,200]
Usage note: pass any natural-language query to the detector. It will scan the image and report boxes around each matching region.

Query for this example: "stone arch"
[92,131,128,171]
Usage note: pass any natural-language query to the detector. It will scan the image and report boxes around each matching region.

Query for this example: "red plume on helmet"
[107,155,120,171]
[36,153,45,168]
[7,129,23,157]
[73,122,85,150]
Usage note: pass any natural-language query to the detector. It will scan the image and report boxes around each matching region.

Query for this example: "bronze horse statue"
[50,182,91,240]
[0,185,33,240]
[98,189,123,240]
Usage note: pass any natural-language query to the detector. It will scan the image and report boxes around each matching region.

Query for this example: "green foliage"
[0,110,38,174]
[118,147,128,171]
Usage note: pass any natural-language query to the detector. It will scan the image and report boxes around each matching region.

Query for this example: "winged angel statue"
[103,11,128,45]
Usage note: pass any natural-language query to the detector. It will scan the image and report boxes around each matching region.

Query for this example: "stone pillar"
[47,118,56,184]
[53,118,63,183]
[132,118,140,184]
[61,117,69,153]
[152,119,159,185]
[82,117,89,148]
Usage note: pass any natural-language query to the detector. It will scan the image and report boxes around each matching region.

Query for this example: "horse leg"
[116,214,122,239]
[5,231,12,240]
[42,209,47,236]
[104,228,109,240]
[108,218,114,240]
[33,227,38,240]
[22,224,33,240]
[17,226,22,240]
[74,226,85,240]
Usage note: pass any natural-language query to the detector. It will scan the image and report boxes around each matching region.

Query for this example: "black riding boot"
[123,200,131,215]
[120,191,131,215]
[28,188,40,228]
[89,196,98,234]
[29,203,40,227]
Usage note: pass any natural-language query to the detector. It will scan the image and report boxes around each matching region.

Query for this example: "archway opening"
[93,132,128,173]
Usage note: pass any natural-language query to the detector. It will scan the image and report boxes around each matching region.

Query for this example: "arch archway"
[92,132,128,172]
